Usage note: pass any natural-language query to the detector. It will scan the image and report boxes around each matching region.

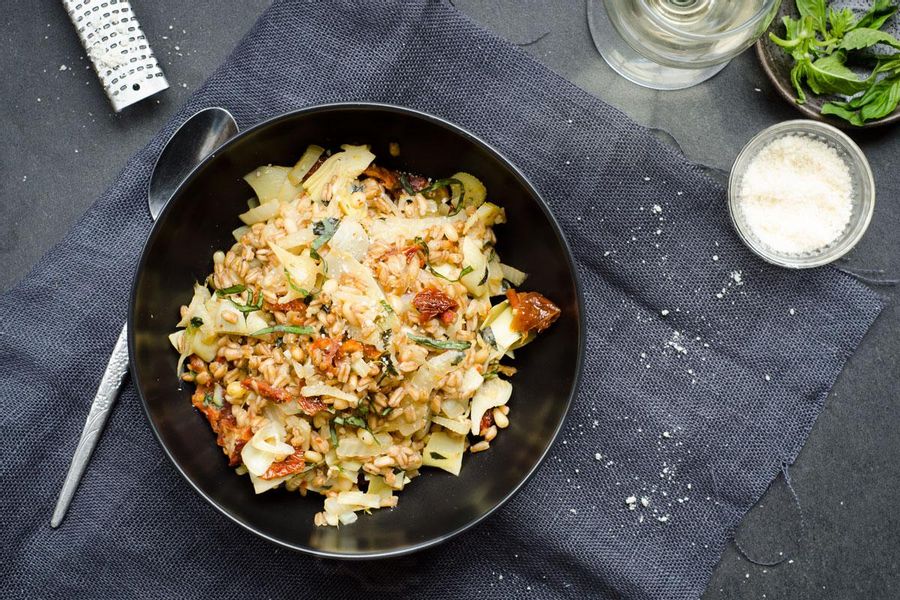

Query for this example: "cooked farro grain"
[169,143,560,526]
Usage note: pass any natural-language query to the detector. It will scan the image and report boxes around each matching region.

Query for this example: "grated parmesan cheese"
[738,135,853,255]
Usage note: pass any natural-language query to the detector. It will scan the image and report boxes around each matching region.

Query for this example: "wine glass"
[588,0,781,90]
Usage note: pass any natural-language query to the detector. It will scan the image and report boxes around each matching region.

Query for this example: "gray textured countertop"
[1,1,897,598]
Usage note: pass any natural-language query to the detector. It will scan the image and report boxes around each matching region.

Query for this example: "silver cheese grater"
[61,0,169,112]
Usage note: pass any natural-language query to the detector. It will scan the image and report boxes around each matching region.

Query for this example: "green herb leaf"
[797,0,827,33]
[477,268,489,286]
[229,289,264,314]
[407,334,471,351]
[839,27,900,51]
[420,178,465,214]
[399,173,414,195]
[329,423,339,448]
[381,407,393,416]
[429,451,447,460]
[821,101,866,125]
[379,353,398,377]
[804,52,869,96]
[250,324,316,337]
[828,7,856,38]
[380,300,394,314]
[428,264,473,282]
[311,217,341,255]
[216,284,246,297]
[856,0,898,31]
[480,326,498,349]
[189,316,204,328]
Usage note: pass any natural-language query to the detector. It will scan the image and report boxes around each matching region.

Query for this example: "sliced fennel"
[422,431,466,475]
[288,144,325,185]
[243,165,292,204]
[469,377,512,435]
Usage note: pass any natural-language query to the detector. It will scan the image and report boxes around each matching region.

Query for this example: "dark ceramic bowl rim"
[128,102,586,560]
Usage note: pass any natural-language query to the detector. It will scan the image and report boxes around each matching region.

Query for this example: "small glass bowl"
[727,120,875,269]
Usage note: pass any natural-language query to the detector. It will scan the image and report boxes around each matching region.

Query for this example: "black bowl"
[129,103,584,558]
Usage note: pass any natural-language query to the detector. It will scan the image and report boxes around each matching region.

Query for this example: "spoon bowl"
[148,107,239,218]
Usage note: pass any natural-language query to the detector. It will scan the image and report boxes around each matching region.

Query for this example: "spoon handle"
[51,324,129,528]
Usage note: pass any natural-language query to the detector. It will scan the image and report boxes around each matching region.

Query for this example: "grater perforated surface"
[61,0,168,111]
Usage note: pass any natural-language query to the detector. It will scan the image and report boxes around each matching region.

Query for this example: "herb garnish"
[310,217,340,259]
[381,406,394,416]
[414,236,474,282]
[480,327,498,349]
[189,316,204,328]
[334,415,368,428]
[407,333,472,351]
[329,422,339,448]
[399,173,415,195]
[249,324,316,337]
[770,0,900,124]
[229,289,264,314]
[216,284,247,297]
[429,451,447,460]
[380,300,394,314]
[379,353,398,377]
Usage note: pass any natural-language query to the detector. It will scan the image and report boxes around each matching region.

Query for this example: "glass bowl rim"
[727,119,876,269]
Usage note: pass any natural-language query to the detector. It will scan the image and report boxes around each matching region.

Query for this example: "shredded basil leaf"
[399,173,414,195]
[229,289,263,314]
[450,352,465,366]
[429,264,474,282]
[250,324,316,337]
[380,300,394,314]
[216,284,246,296]
[311,217,340,254]
[480,327,497,349]
[381,407,393,416]
[429,452,447,460]
[379,353,398,377]
[407,334,471,351]
[329,423,339,448]
[478,268,489,286]
[284,269,313,298]
[189,316,203,328]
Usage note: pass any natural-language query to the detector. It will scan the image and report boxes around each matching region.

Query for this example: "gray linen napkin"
[0,1,882,598]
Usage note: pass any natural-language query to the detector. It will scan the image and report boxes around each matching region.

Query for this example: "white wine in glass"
[589,0,781,90]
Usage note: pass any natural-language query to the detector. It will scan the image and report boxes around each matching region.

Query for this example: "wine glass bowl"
[589,0,782,90]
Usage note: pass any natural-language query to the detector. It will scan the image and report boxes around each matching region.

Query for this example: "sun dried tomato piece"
[296,395,326,416]
[402,244,425,265]
[363,164,401,191]
[406,174,429,192]
[240,378,294,403]
[266,299,306,313]
[506,289,561,334]
[261,449,306,480]
[188,355,207,373]
[413,288,459,324]
[191,385,250,466]
[311,336,342,372]
[480,410,495,435]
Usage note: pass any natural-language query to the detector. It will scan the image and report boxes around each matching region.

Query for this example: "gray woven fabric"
[0,1,883,598]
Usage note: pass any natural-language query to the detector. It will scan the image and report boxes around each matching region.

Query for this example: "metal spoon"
[51,107,239,528]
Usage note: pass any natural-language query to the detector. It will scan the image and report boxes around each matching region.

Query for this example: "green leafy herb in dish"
[770,0,900,124]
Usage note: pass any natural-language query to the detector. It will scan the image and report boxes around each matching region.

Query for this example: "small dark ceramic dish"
[756,0,900,129]
[129,103,584,558]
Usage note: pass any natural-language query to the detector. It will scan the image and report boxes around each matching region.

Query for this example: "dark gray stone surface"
[1,1,896,598]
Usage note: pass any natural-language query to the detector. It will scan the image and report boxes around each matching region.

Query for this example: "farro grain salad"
[170,143,560,526]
